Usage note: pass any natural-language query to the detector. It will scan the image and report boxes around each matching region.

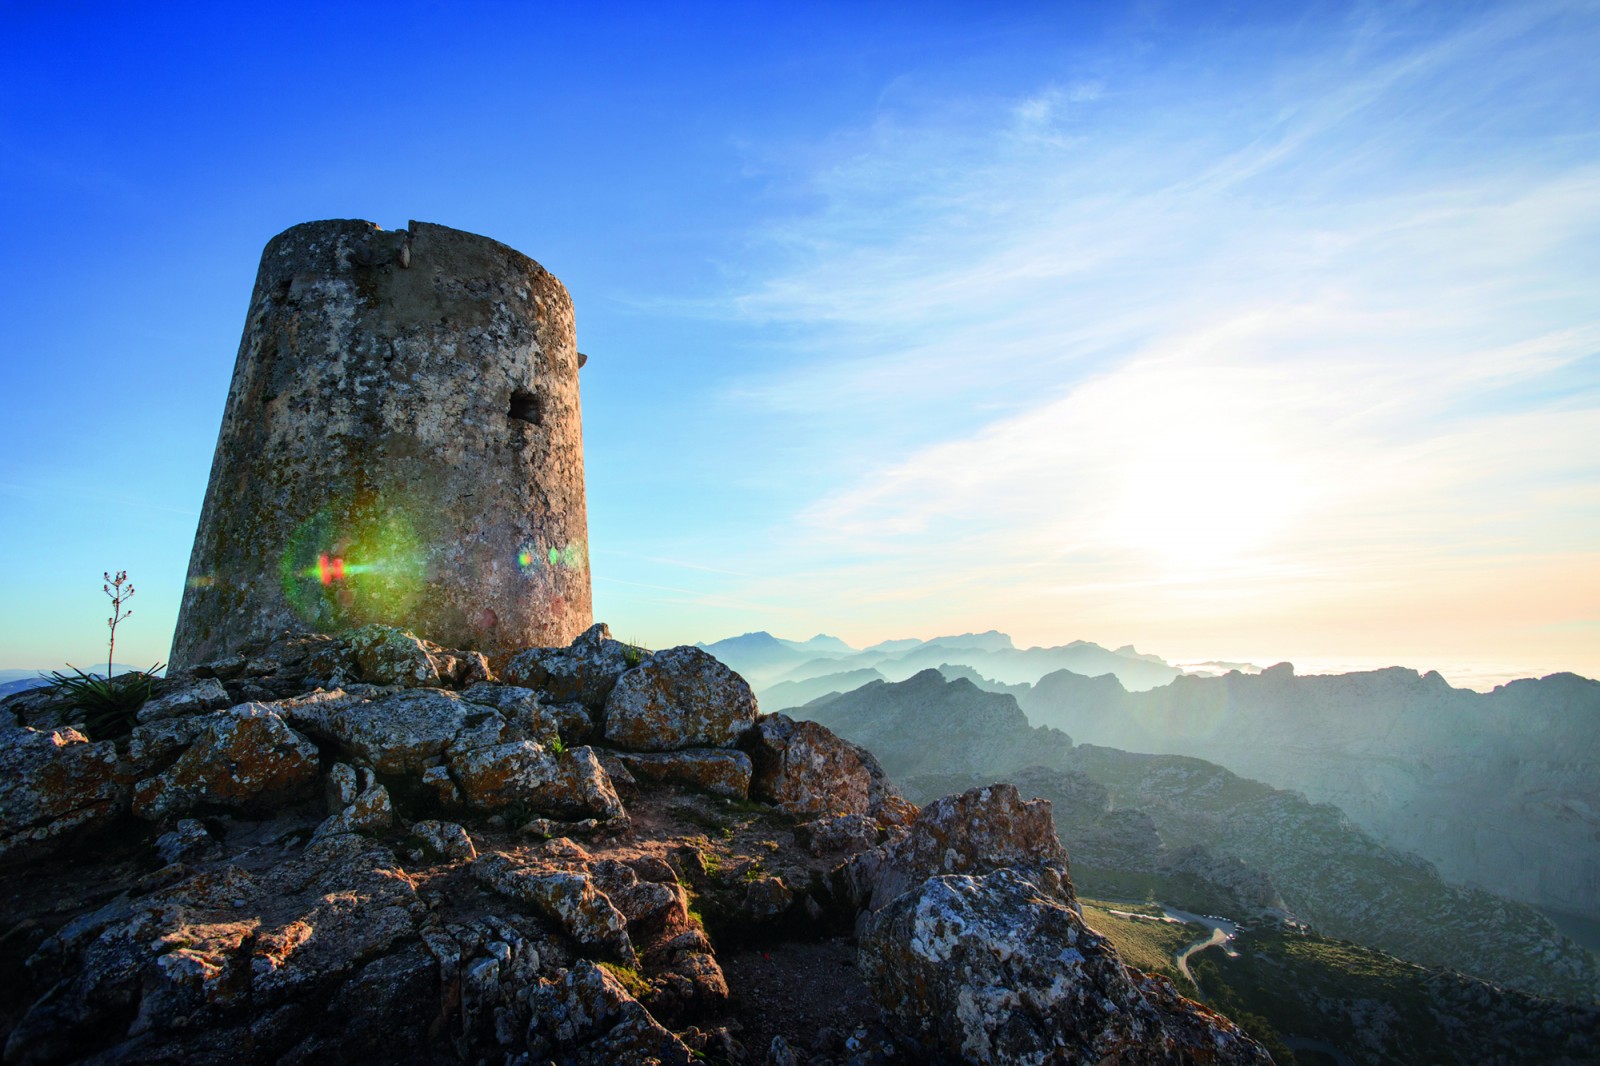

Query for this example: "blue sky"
[2,1,1597,686]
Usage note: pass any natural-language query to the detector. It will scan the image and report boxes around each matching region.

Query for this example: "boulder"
[130,705,320,821]
[284,688,517,775]
[312,782,394,841]
[591,860,692,939]
[502,622,639,709]
[4,833,423,1064]
[603,645,758,752]
[449,742,625,820]
[154,818,220,864]
[525,960,695,1065]
[845,783,1069,914]
[2,685,79,730]
[861,866,1271,1065]
[795,813,881,856]
[461,682,596,745]
[408,819,477,862]
[346,624,445,686]
[474,853,634,962]
[614,749,753,799]
[743,876,795,922]
[337,624,493,689]
[747,714,870,816]
[136,677,233,723]
[0,726,126,857]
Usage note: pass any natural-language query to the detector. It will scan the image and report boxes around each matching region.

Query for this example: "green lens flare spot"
[279,495,428,631]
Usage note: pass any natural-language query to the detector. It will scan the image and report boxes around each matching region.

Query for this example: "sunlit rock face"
[170,219,591,668]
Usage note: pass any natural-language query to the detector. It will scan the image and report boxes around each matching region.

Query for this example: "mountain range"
[696,630,1191,693]
[791,669,1599,1002]
[705,630,1600,940]
[1009,662,1600,930]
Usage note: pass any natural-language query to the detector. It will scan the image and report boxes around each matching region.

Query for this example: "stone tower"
[169,219,592,669]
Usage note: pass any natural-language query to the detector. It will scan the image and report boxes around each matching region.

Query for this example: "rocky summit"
[1,623,1269,1065]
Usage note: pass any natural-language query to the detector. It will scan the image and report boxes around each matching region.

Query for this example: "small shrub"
[547,732,567,757]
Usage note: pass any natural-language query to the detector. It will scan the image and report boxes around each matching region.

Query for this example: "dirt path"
[719,936,892,1060]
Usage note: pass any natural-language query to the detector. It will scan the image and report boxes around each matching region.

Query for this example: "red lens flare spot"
[317,555,348,586]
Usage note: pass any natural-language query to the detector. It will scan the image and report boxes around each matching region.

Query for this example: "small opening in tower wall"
[509,389,542,425]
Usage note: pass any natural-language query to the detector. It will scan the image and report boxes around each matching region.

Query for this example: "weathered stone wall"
[170,219,591,668]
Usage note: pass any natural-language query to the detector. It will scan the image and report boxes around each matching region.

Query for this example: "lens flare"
[279,494,427,630]
[515,540,588,574]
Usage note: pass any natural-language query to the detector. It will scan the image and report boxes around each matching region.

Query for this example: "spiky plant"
[43,663,163,740]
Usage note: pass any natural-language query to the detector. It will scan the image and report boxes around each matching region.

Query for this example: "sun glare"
[1102,442,1304,571]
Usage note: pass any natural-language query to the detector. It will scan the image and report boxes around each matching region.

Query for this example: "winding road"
[1161,907,1239,995]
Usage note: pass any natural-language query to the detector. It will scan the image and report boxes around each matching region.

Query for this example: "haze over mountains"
[696,630,1194,694]
[699,629,1600,1001]
[1014,663,1600,931]
[791,669,1597,1001]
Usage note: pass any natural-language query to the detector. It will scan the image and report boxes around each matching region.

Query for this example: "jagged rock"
[6,617,1445,1065]
[845,783,1069,915]
[604,645,758,752]
[593,860,691,939]
[525,959,695,1065]
[860,865,1271,1065]
[503,622,639,709]
[746,713,916,828]
[680,1024,746,1063]
[1,686,78,730]
[769,1034,801,1066]
[5,833,422,1064]
[130,705,319,821]
[312,942,439,1063]
[474,852,634,962]
[461,682,596,745]
[326,761,361,811]
[154,818,219,864]
[522,815,604,839]
[748,714,871,816]
[125,714,208,773]
[284,688,516,775]
[0,725,126,858]
[328,624,493,689]
[647,945,730,1021]
[186,652,251,681]
[450,742,625,820]
[408,819,477,861]
[411,912,571,1058]
[312,782,394,841]
[744,875,795,922]
[795,814,881,856]
[403,772,449,813]
[136,677,232,723]
[856,743,919,829]
[346,624,445,686]
[615,748,754,799]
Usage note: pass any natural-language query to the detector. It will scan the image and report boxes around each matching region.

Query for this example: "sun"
[1102,439,1305,571]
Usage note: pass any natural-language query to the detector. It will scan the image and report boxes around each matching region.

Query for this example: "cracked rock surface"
[1,624,1269,1065]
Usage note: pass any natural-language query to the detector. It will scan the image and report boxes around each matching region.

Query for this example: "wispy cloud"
[653,2,1600,678]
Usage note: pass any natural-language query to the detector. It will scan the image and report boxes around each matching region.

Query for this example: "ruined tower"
[169,220,592,669]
